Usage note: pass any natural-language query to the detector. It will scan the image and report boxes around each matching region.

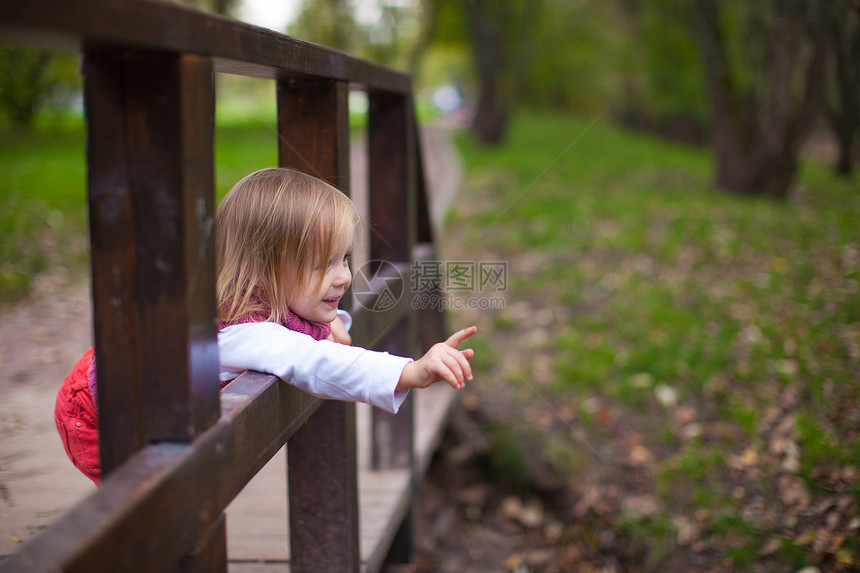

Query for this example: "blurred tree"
[613,0,709,145]
[289,0,361,53]
[360,2,422,68]
[0,46,79,129]
[289,0,428,73]
[0,47,51,128]
[826,0,860,177]
[523,0,624,114]
[408,0,444,78]
[169,0,239,17]
[0,0,235,131]
[690,0,833,198]
[461,0,541,144]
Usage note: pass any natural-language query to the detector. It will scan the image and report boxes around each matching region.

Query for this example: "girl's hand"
[328,316,352,345]
[397,326,477,391]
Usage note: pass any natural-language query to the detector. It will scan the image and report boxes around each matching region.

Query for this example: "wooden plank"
[367,89,416,472]
[174,515,228,573]
[277,78,350,191]
[0,373,321,573]
[84,50,219,474]
[83,50,141,465]
[368,90,415,263]
[366,88,418,566]
[288,401,360,572]
[277,78,360,573]
[358,470,412,573]
[367,89,416,471]
[0,0,411,94]
[370,319,414,471]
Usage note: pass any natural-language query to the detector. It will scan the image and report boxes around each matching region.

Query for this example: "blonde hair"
[216,168,361,326]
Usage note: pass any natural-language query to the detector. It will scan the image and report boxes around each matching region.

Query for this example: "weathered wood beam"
[0,0,411,93]
[277,78,360,572]
[84,49,219,473]
[367,89,418,565]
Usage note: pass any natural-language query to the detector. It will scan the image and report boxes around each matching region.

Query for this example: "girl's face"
[288,239,352,324]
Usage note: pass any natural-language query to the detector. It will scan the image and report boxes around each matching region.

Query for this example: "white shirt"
[217,311,411,414]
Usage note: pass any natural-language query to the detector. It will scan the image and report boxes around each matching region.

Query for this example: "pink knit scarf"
[219,292,331,340]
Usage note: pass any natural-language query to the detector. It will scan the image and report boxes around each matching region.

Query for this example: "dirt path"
[0,275,96,554]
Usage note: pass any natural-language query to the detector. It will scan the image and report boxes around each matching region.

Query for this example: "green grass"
[0,117,291,302]
[0,126,87,300]
[452,110,860,570]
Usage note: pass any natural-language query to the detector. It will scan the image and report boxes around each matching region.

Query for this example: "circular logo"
[352,260,404,312]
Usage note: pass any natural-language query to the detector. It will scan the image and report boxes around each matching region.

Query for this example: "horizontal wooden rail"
[0,372,318,573]
[0,0,411,93]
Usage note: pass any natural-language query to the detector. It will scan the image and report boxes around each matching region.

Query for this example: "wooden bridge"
[0,1,455,570]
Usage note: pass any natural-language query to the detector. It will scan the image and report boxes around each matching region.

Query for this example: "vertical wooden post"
[278,78,360,572]
[368,89,417,562]
[84,49,219,476]
[368,89,416,471]
[84,49,223,567]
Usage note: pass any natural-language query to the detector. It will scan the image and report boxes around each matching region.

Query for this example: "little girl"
[55,167,476,484]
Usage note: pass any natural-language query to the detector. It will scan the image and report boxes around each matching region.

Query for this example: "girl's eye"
[326,252,351,269]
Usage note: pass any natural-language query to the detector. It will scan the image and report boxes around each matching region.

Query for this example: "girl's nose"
[333,264,351,288]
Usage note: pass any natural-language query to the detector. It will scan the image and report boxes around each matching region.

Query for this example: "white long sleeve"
[217,320,411,414]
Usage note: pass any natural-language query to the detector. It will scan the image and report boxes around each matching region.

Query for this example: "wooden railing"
[0,1,447,571]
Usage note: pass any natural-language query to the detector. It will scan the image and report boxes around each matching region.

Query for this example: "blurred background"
[1,1,858,571]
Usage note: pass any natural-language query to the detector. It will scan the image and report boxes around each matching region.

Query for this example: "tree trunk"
[826,0,860,177]
[691,0,830,198]
[463,0,509,145]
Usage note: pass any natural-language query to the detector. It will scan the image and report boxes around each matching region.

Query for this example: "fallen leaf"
[500,496,543,528]
[629,444,653,466]
[456,483,490,508]
[740,446,758,466]
[681,423,702,440]
[779,475,811,508]
[543,520,563,543]
[622,495,662,519]
[504,552,525,570]
[518,503,545,529]
[671,515,700,546]
[525,548,557,567]
[501,496,523,520]
[10,533,22,544]
[654,384,678,407]
[793,530,817,546]
[811,529,834,555]
[825,510,841,531]
[836,548,854,565]
[759,537,782,556]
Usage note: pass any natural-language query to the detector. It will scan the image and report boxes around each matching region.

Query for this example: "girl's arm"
[219,321,411,413]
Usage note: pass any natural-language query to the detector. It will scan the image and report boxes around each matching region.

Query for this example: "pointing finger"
[445,325,477,349]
